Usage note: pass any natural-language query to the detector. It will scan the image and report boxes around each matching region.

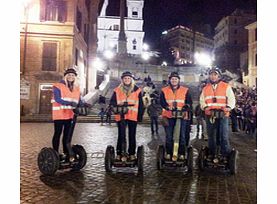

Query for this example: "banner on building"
[20,79,30,100]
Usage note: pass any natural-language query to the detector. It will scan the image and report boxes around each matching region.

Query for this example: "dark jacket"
[147,104,162,117]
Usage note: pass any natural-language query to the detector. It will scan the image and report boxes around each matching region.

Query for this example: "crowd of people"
[230,87,257,138]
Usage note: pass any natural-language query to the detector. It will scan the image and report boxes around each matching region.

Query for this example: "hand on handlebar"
[71,102,78,108]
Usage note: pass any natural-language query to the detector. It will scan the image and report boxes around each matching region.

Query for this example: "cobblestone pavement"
[21,122,257,204]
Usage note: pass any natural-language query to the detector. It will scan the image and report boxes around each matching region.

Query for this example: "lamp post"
[141,43,150,80]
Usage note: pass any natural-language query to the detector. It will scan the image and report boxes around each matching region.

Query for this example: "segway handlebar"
[111,102,135,115]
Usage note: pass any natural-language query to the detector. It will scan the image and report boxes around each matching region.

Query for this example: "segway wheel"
[72,145,87,171]
[229,149,239,175]
[198,146,208,171]
[157,145,165,170]
[105,145,115,172]
[187,146,194,173]
[37,147,60,175]
[137,146,144,172]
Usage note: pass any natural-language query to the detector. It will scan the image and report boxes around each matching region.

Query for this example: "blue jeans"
[206,117,231,156]
[164,118,188,155]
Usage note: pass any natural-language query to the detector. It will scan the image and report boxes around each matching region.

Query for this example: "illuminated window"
[42,42,57,71]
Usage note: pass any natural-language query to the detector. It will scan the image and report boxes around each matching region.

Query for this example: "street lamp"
[194,52,213,67]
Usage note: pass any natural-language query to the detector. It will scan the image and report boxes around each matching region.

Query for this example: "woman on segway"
[51,68,83,162]
[199,67,236,162]
[109,71,144,161]
[160,72,193,161]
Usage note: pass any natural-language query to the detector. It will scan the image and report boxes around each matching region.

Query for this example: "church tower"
[97,0,145,55]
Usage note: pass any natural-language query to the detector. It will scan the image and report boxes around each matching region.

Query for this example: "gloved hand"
[182,104,190,111]
[71,102,78,108]
[165,106,170,111]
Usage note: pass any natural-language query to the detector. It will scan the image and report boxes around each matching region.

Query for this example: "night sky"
[143,0,257,49]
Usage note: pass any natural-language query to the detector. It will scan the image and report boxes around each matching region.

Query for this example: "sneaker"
[59,153,67,161]
[207,155,213,162]
[121,156,127,162]
[116,155,121,161]
[179,155,185,160]
[222,156,228,164]
[165,154,171,160]
[172,155,178,161]
[69,156,75,163]
[129,155,136,161]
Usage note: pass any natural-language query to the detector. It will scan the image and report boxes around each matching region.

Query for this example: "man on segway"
[160,72,193,161]
[109,71,144,162]
[199,67,236,163]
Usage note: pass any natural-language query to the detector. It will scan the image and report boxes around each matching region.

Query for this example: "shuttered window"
[42,42,57,71]
[40,0,67,22]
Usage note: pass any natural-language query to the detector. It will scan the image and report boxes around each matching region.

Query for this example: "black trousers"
[52,119,73,155]
[150,116,159,133]
[116,120,137,155]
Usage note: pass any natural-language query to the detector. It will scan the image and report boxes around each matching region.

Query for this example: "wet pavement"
[21,122,257,204]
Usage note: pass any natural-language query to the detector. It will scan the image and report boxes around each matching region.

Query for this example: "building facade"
[214,9,256,73]
[97,0,145,55]
[243,21,257,87]
[161,25,214,65]
[20,0,99,115]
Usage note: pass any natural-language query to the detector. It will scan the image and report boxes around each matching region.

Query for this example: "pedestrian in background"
[147,99,162,135]
[98,108,105,125]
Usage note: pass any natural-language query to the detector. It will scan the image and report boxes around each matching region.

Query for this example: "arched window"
[132,39,137,50]
[132,8,138,18]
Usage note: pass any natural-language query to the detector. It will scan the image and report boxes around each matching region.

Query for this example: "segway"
[37,106,88,175]
[105,102,144,173]
[157,102,193,173]
[198,109,239,175]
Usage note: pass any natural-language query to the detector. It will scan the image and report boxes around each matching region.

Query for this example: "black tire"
[37,147,60,175]
[187,146,194,173]
[105,145,114,172]
[72,145,87,171]
[137,146,144,172]
[157,145,165,170]
[229,149,238,175]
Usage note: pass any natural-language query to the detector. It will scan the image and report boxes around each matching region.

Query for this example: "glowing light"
[194,52,213,67]
[103,50,114,60]
[141,52,150,61]
[142,43,149,51]
[161,61,167,66]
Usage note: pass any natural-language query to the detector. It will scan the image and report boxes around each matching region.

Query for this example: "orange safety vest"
[114,86,141,122]
[161,86,188,118]
[202,81,229,116]
[51,82,80,120]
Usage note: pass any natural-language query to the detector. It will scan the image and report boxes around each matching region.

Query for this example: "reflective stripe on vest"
[114,86,141,122]
[52,82,80,120]
[161,86,188,118]
[203,81,229,115]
